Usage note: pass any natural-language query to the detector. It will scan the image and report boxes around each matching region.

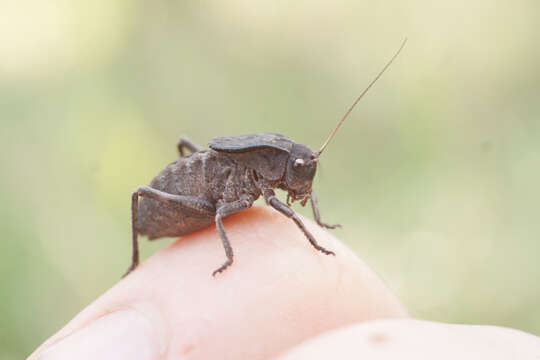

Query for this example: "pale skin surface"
[28,206,539,359]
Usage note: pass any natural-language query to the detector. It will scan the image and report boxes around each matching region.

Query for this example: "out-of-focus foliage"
[1,1,539,358]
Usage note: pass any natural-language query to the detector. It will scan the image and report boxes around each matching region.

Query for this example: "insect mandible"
[123,39,407,277]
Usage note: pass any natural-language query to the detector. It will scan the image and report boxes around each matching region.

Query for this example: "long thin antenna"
[316,37,408,157]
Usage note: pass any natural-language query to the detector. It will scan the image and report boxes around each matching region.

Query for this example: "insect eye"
[294,158,305,168]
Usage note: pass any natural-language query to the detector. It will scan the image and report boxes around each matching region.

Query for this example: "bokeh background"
[1,1,539,358]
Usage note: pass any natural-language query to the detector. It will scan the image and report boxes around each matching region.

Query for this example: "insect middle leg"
[177,137,203,157]
[123,186,216,277]
[213,197,254,276]
[263,189,335,256]
[310,190,341,229]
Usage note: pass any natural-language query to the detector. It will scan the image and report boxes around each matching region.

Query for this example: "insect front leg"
[177,137,203,157]
[263,189,335,256]
[213,197,254,276]
[310,190,341,229]
[123,186,216,277]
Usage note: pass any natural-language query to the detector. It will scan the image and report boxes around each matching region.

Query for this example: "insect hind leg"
[122,186,216,278]
[177,137,203,157]
[123,190,141,277]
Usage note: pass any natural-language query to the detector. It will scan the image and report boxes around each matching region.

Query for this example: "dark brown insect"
[123,39,407,277]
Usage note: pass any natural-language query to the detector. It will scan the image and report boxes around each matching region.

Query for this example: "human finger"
[29,206,406,360]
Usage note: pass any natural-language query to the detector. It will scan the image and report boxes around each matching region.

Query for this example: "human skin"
[28,206,539,359]
[276,319,540,359]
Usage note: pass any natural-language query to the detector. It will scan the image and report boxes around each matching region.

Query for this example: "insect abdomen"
[136,151,244,239]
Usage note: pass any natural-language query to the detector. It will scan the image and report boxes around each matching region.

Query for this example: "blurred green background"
[1,1,539,358]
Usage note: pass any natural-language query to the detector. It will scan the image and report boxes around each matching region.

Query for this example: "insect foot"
[317,222,342,230]
[313,245,335,256]
[122,262,139,278]
[212,259,233,277]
